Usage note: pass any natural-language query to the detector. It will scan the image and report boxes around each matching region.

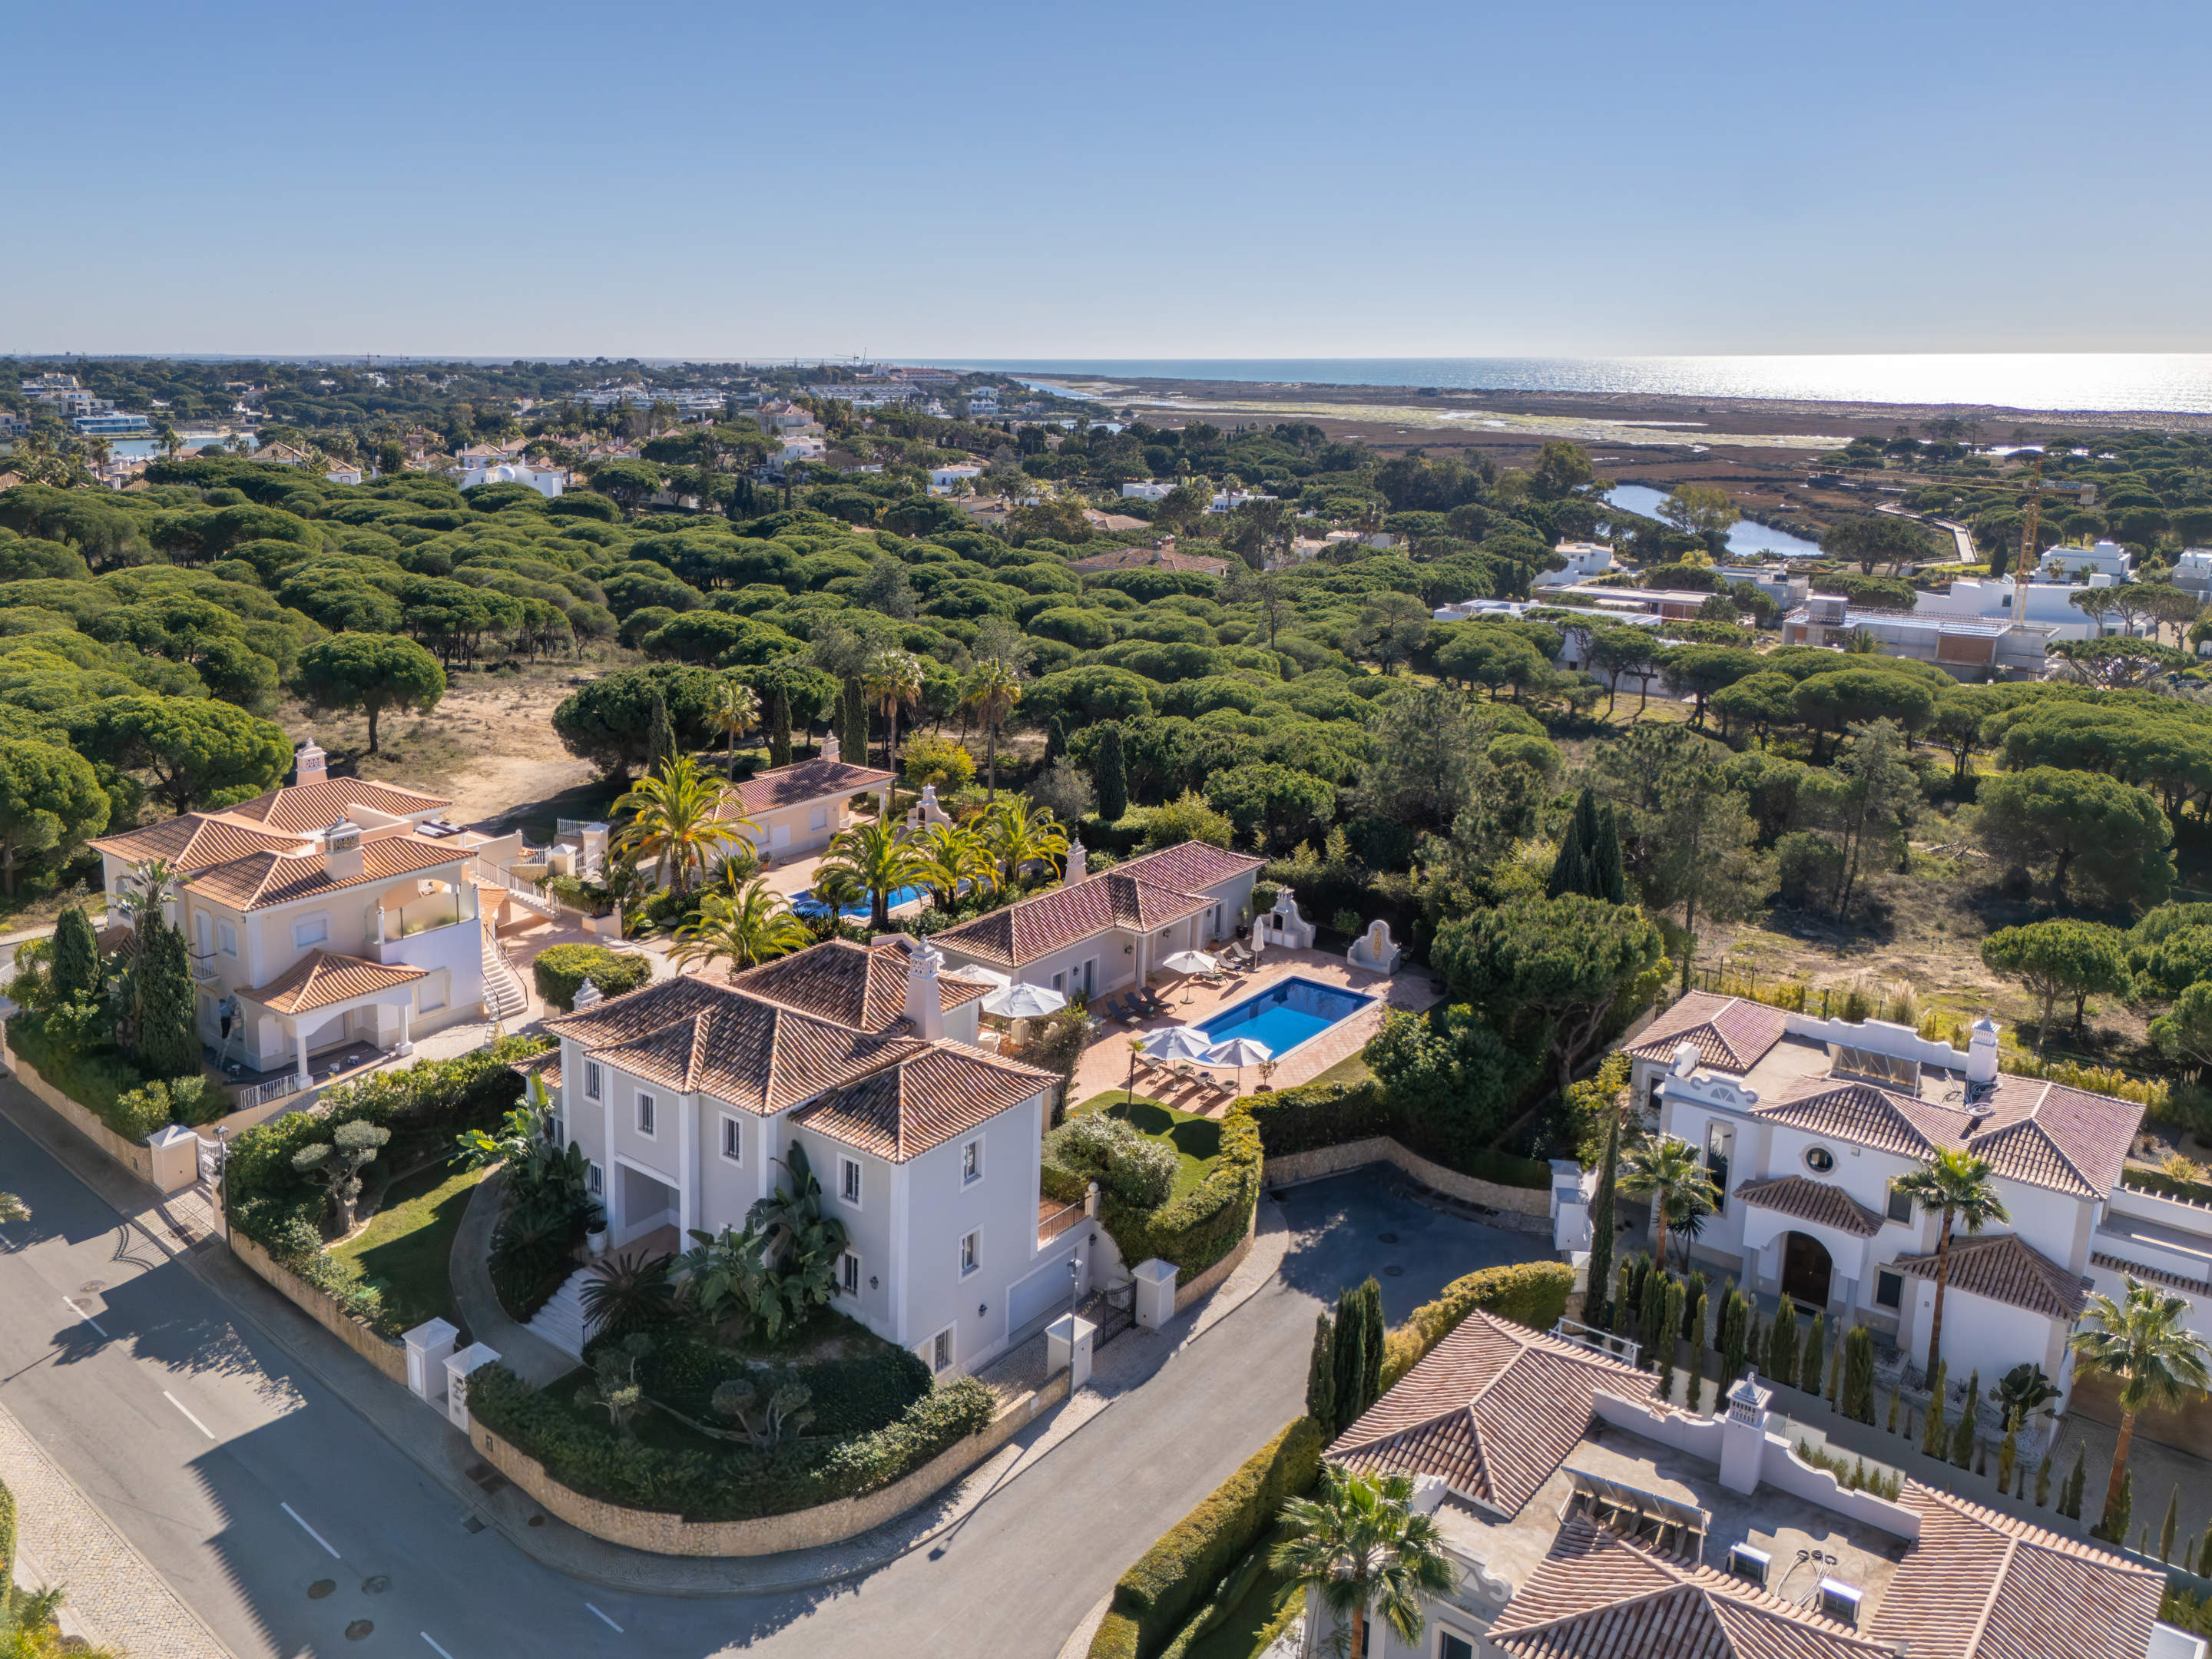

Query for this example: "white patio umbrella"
[982,981,1068,1018]
[1141,1025,1216,1062]
[955,964,1012,990]
[1204,1035,1273,1094]
[1159,949,1218,1003]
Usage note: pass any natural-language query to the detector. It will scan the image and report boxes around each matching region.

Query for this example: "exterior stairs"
[525,1267,595,1359]
[481,932,529,1022]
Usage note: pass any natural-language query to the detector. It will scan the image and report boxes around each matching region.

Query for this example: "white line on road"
[585,1603,624,1634]
[281,1502,340,1559]
[162,1391,216,1441]
[422,1634,456,1659]
[59,1296,108,1337]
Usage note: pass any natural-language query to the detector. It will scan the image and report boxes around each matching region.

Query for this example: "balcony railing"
[190,952,220,985]
[1038,1197,1087,1247]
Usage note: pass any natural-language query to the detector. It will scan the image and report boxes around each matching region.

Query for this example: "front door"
[1781,1231,1833,1310]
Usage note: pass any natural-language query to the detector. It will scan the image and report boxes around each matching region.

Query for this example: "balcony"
[366,882,478,947]
[190,952,220,986]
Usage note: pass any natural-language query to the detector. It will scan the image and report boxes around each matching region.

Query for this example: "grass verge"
[329,1161,484,1336]
[1071,1091,1223,1202]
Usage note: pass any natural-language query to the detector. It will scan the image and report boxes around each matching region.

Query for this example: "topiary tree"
[291,1119,390,1234]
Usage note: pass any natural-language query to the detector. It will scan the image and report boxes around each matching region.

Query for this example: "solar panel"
[1828,1045,1921,1092]
[1562,1468,1712,1563]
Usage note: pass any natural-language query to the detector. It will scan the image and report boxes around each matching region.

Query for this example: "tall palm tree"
[1892,1147,2009,1371]
[1270,1469,1457,1659]
[2070,1277,2212,1538]
[961,658,1022,801]
[1618,1134,1719,1271]
[816,818,926,931]
[708,677,761,780]
[611,753,756,895]
[864,647,924,772]
[912,821,996,912]
[977,799,1068,892]
[671,881,812,973]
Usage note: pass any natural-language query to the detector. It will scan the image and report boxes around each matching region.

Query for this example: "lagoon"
[1603,484,1824,560]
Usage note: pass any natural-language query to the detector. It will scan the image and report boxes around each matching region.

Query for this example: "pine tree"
[646,693,677,774]
[52,902,99,1002]
[1548,790,1594,900]
[1922,1359,1950,1459]
[132,912,199,1082]
[1587,1115,1620,1327]
[1590,803,1628,904]
[1802,1312,1826,1399]
[1305,1312,1336,1434]
[1687,1290,1710,1415]
[1950,1371,1979,1469]
[1093,722,1128,823]
[1660,1278,1686,1401]
[2160,1485,2180,1563]
[1767,1309,1799,1390]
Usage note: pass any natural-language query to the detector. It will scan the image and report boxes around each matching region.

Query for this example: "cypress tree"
[1720,1287,1750,1386]
[1886,1382,1901,1435]
[1612,1260,1636,1336]
[1687,1290,1710,1414]
[1093,722,1128,823]
[1802,1312,1826,1399]
[2197,1525,2212,1577]
[1950,1371,1979,1469]
[1922,1359,1949,1459]
[52,903,99,1003]
[133,913,199,1082]
[1306,1312,1336,1434]
[2061,1445,2086,1519]
[2160,1485,2180,1563]
[840,676,868,766]
[646,693,677,775]
[1998,1409,2021,1494]
[1045,715,1067,762]
[1590,803,1628,904]
[1640,1264,1670,1369]
[1330,1284,1365,1431]
[1547,789,1594,900]
[1660,1278,1686,1400]
[1357,1278,1386,1420]
[1625,1255,1652,1337]
[1767,1309,1800,1390]
[765,683,793,767]
[2034,1452,2052,1508]
[1841,1326,1875,1423]
[1587,1114,1620,1328]
[2098,1466,2134,1545]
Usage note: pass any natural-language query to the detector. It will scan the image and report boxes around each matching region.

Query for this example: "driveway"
[0,1091,1548,1659]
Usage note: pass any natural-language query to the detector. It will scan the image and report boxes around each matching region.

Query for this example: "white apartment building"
[1618,993,2206,1409]
[2041,538,2134,581]
[1532,540,1618,588]
[543,935,1095,1376]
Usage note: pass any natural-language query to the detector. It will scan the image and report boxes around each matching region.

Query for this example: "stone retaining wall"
[3,1048,157,1186]
[1261,1137,1551,1221]
[468,1370,1073,1557]
[228,1230,409,1386]
[1175,1207,1256,1311]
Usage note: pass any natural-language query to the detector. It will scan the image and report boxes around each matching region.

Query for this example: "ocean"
[942,356,2212,416]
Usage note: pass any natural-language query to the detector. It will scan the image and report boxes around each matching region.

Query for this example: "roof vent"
[1727,1543,1771,1586]
[1817,1578,1863,1626]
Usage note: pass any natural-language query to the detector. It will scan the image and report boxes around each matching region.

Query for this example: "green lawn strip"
[1301,1050,1372,1091]
[1070,1091,1223,1201]
[1184,1570,1300,1659]
[328,1160,485,1335]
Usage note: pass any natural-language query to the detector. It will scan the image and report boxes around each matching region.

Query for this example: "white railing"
[230,1075,299,1113]
[482,863,560,916]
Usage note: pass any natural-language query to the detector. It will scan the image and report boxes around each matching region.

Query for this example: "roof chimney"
[1671,1041,1700,1078]
[1966,1015,2000,1088]
[1064,835,1086,885]
[905,935,945,1040]
[294,738,327,786]
[323,817,364,885]
[820,727,840,765]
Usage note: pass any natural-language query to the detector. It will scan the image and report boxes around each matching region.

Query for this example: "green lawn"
[329,1161,485,1336]
[1070,1091,1222,1202]
[1303,1050,1373,1091]
[1186,1571,1300,1659]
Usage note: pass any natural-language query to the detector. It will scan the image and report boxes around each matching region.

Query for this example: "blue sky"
[5,0,2208,359]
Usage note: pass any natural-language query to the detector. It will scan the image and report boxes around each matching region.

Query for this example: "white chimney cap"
[1672,1041,1700,1076]
[1971,1015,1998,1035]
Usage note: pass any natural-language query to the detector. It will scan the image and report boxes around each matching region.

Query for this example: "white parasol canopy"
[1204,1038,1273,1068]
[982,981,1068,1018]
[1141,1025,1216,1062]
[1160,950,1217,975]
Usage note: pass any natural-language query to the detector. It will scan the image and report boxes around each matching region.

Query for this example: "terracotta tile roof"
[1871,1483,2161,1659]
[1733,1174,1886,1239]
[586,995,912,1115]
[1970,1077,2141,1197]
[788,1042,1055,1161]
[1111,840,1267,891]
[185,836,470,911]
[1326,1310,1656,1516]
[933,869,1208,966]
[728,757,893,816]
[1891,1233,2091,1320]
[91,813,307,872]
[1628,993,1791,1073]
[1489,1518,1894,1659]
[224,777,450,834]
[721,939,988,1031]
[1750,1079,1970,1164]
[240,949,424,1015]
[2089,1252,2210,1295]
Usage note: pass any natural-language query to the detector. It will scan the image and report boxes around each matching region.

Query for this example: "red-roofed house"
[716,733,893,862]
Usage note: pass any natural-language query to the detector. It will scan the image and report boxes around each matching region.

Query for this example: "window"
[550,1111,565,1149]
[292,915,329,949]
[217,921,238,957]
[1804,1145,1836,1174]
[586,1161,604,1197]
[1439,1636,1475,1659]
[839,1157,862,1207]
[721,1116,743,1162]
[637,1092,657,1136]
[1886,1183,1912,1224]
[930,1326,954,1373]
[841,1252,860,1296]
[962,1138,982,1185]
[584,1061,603,1101]
[960,1230,980,1277]
[1704,1121,1732,1216]
[1875,1270,1904,1310]
[810,806,830,832]
[1051,970,1066,995]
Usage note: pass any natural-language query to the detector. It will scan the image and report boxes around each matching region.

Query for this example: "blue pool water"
[1200,977,1373,1056]
[792,884,927,919]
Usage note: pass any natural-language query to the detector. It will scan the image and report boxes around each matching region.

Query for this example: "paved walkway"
[449,1167,580,1386]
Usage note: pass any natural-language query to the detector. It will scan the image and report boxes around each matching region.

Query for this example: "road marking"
[60,1296,108,1337]
[421,1634,456,1659]
[163,1391,217,1441]
[585,1603,624,1634]
[281,1502,340,1559]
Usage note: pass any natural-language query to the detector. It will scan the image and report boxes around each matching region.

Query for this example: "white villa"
[714,737,894,863]
[1614,993,2207,1409]
[541,935,1094,1376]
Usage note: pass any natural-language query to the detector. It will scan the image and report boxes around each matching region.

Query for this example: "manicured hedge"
[1246,1079,1553,1190]
[532,944,651,1012]
[1379,1260,1575,1390]
[5,1008,151,1137]
[465,1362,995,1522]
[1094,1104,1263,1286]
[0,1470,15,1608]
[1091,1416,1326,1659]
[628,1335,931,1439]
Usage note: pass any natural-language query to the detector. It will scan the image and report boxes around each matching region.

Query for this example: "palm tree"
[978,799,1069,892]
[0,1191,27,1224]
[1892,1147,2009,1371]
[611,753,756,895]
[708,677,761,780]
[863,647,924,772]
[2070,1277,2212,1537]
[1618,1134,1719,1271]
[672,881,811,973]
[913,821,996,912]
[1270,1469,1457,1659]
[816,818,926,931]
[961,658,1022,800]
[122,857,181,930]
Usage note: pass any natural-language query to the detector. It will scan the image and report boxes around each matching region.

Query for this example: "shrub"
[5,1005,151,1137]
[531,944,652,1012]
[1243,1079,1554,1190]
[1379,1260,1577,1389]
[1094,1106,1264,1285]
[1094,1416,1327,1659]
[111,1081,179,1141]
[1046,1112,1179,1207]
[637,1336,929,1439]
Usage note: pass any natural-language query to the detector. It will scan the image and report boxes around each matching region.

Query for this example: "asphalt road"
[0,1097,1542,1659]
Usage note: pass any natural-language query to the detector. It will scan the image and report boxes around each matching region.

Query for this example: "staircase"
[481,861,560,921]
[481,933,529,1022]
[526,1267,595,1359]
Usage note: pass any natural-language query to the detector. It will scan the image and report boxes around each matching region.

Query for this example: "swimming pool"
[791,884,927,919]
[1200,977,1375,1058]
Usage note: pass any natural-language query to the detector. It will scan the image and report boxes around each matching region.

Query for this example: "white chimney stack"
[820,727,840,764]
[323,817,364,885]
[905,935,945,1040]
[1966,1015,2000,1088]
[1672,1041,1700,1078]
[1064,836,1086,885]
[294,738,327,786]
